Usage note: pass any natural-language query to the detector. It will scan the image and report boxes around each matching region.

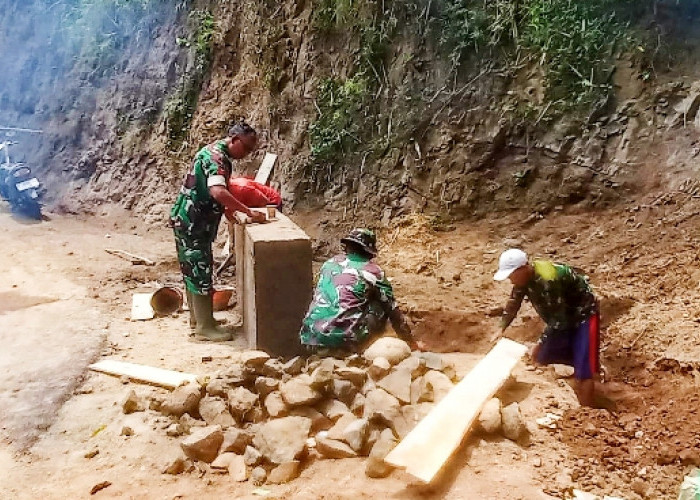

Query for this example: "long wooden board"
[131,293,154,320]
[89,359,198,389]
[384,338,527,483]
[254,152,277,185]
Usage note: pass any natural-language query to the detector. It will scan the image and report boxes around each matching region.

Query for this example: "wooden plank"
[89,359,198,389]
[384,338,527,483]
[131,293,154,320]
[254,153,277,185]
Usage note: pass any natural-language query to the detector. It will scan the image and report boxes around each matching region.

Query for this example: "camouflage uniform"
[299,253,398,348]
[170,140,234,294]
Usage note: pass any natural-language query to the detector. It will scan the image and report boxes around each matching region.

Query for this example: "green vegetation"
[164,9,216,149]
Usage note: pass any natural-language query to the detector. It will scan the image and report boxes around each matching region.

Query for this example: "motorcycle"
[0,141,43,219]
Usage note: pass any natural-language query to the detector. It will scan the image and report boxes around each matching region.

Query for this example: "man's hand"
[249,211,266,224]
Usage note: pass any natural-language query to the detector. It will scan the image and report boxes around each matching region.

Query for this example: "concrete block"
[236,211,312,357]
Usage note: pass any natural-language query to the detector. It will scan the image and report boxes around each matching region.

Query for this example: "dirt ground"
[1,192,699,499]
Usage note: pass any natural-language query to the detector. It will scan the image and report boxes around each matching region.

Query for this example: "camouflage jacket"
[300,253,397,347]
[170,140,233,238]
[501,260,597,334]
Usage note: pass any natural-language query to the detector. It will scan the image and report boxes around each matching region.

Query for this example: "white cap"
[494,249,528,281]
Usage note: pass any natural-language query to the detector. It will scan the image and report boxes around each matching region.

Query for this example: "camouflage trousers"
[174,228,215,295]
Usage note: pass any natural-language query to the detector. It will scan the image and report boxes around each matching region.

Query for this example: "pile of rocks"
[128,338,460,484]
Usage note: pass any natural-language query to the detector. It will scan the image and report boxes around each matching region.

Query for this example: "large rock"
[205,378,230,398]
[240,351,270,369]
[268,461,301,484]
[290,406,333,433]
[423,370,454,403]
[228,387,258,421]
[244,445,263,466]
[280,375,323,407]
[395,356,426,379]
[478,398,502,434]
[251,466,267,486]
[364,337,411,365]
[335,366,367,387]
[392,404,432,439]
[365,429,397,478]
[368,357,391,380]
[316,437,357,459]
[228,454,248,481]
[162,454,188,475]
[410,376,433,404]
[350,393,365,416]
[219,427,253,454]
[310,359,335,390]
[161,383,202,418]
[331,379,358,406]
[210,452,237,473]
[264,391,289,418]
[327,413,359,441]
[282,356,305,376]
[416,352,445,371]
[121,390,143,414]
[199,396,235,428]
[253,416,312,464]
[377,366,412,404]
[501,402,527,441]
[318,399,351,422]
[363,389,401,424]
[261,359,285,378]
[254,377,279,397]
[180,425,224,463]
[341,418,369,453]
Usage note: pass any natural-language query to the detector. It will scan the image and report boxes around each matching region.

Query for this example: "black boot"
[191,293,233,342]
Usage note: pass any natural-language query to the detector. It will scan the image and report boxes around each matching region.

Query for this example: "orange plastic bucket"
[150,287,183,316]
[212,288,234,311]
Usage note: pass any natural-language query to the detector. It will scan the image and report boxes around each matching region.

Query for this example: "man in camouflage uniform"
[170,121,266,341]
[494,249,601,407]
[300,228,424,352]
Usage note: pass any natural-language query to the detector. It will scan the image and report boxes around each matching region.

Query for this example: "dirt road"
[1,199,698,499]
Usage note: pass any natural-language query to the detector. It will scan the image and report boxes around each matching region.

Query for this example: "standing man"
[170,121,266,341]
[493,249,601,407]
[300,228,425,353]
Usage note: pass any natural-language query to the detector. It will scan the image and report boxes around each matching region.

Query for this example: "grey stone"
[350,393,365,416]
[360,378,376,396]
[423,370,454,403]
[180,425,224,463]
[368,357,391,380]
[327,413,358,441]
[290,406,333,433]
[227,387,258,421]
[335,366,367,387]
[395,356,426,379]
[377,366,412,404]
[219,427,253,454]
[251,466,267,486]
[254,377,280,397]
[253,416,312,464]
[264,391,289,418]
[199,396,235,428]
[121,390,142,414]
[410,376,433,405]
[282,356,305,376]
[392,404,432,439]
[416,352,445,371]
[280,375,323,406]
[341,418,369,452]
[120,426,133,437]
[318,399,351,422]
[501,402,527,441]
[478,398,502,434]
[552,364,575,378]
[241,351,271,369]
[268,461,301,484]
[162,455,187,475]
[205,378,230,398]
[365,429,397,478]
[228,454,248,481]
[363,337,411,365]
[331,378,358,406]
[210,452,237,473]
[244,445,263,466]
[261,358,285,378]
[363,389,401,424]
[316,437,357,459]
[161,383,202,418]
[310,358,335,390]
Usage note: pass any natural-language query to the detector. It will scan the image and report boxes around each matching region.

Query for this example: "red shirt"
[228,177,282,208]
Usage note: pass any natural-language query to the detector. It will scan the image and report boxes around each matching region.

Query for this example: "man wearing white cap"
[494,249,600,407]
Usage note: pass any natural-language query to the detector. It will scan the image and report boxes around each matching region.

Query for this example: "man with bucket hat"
[300,228,423,353]
[493,249,601,407]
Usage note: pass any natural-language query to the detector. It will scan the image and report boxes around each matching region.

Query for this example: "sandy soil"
[1,194,699,499]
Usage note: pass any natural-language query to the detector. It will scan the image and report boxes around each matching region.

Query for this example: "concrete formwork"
[235,212,312,357]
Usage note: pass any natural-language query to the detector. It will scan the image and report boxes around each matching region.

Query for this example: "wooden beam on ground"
[89,359,198,389]
[384,338,527,483]
[254,153,277,185]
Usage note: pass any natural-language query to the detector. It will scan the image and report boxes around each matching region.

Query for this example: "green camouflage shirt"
[300,253,397,347]
[170,140,233,238]
[501,260,597,333]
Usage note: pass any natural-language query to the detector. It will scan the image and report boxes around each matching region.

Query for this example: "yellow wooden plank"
[89,359,198,389]
[254,153,277,185]
[384,338,527,483]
